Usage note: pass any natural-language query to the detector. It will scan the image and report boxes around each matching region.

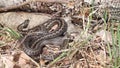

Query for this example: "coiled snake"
[17,18,68,56]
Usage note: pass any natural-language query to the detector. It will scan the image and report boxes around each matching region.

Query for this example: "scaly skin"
[19,18,68,56]
[103,0,120,20]
[108,6,120,20]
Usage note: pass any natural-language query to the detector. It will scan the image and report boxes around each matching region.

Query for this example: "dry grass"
[0,0,120,68]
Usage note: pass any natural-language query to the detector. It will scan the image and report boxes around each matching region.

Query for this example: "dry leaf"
[95,30,112,44]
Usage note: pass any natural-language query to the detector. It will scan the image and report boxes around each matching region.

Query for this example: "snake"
[17,17,68,56]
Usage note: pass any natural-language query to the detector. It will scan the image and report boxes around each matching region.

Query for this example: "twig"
[20,51,40,67]
[47,52,67,68]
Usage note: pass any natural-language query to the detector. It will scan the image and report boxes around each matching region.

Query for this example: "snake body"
[18,18,67,56]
